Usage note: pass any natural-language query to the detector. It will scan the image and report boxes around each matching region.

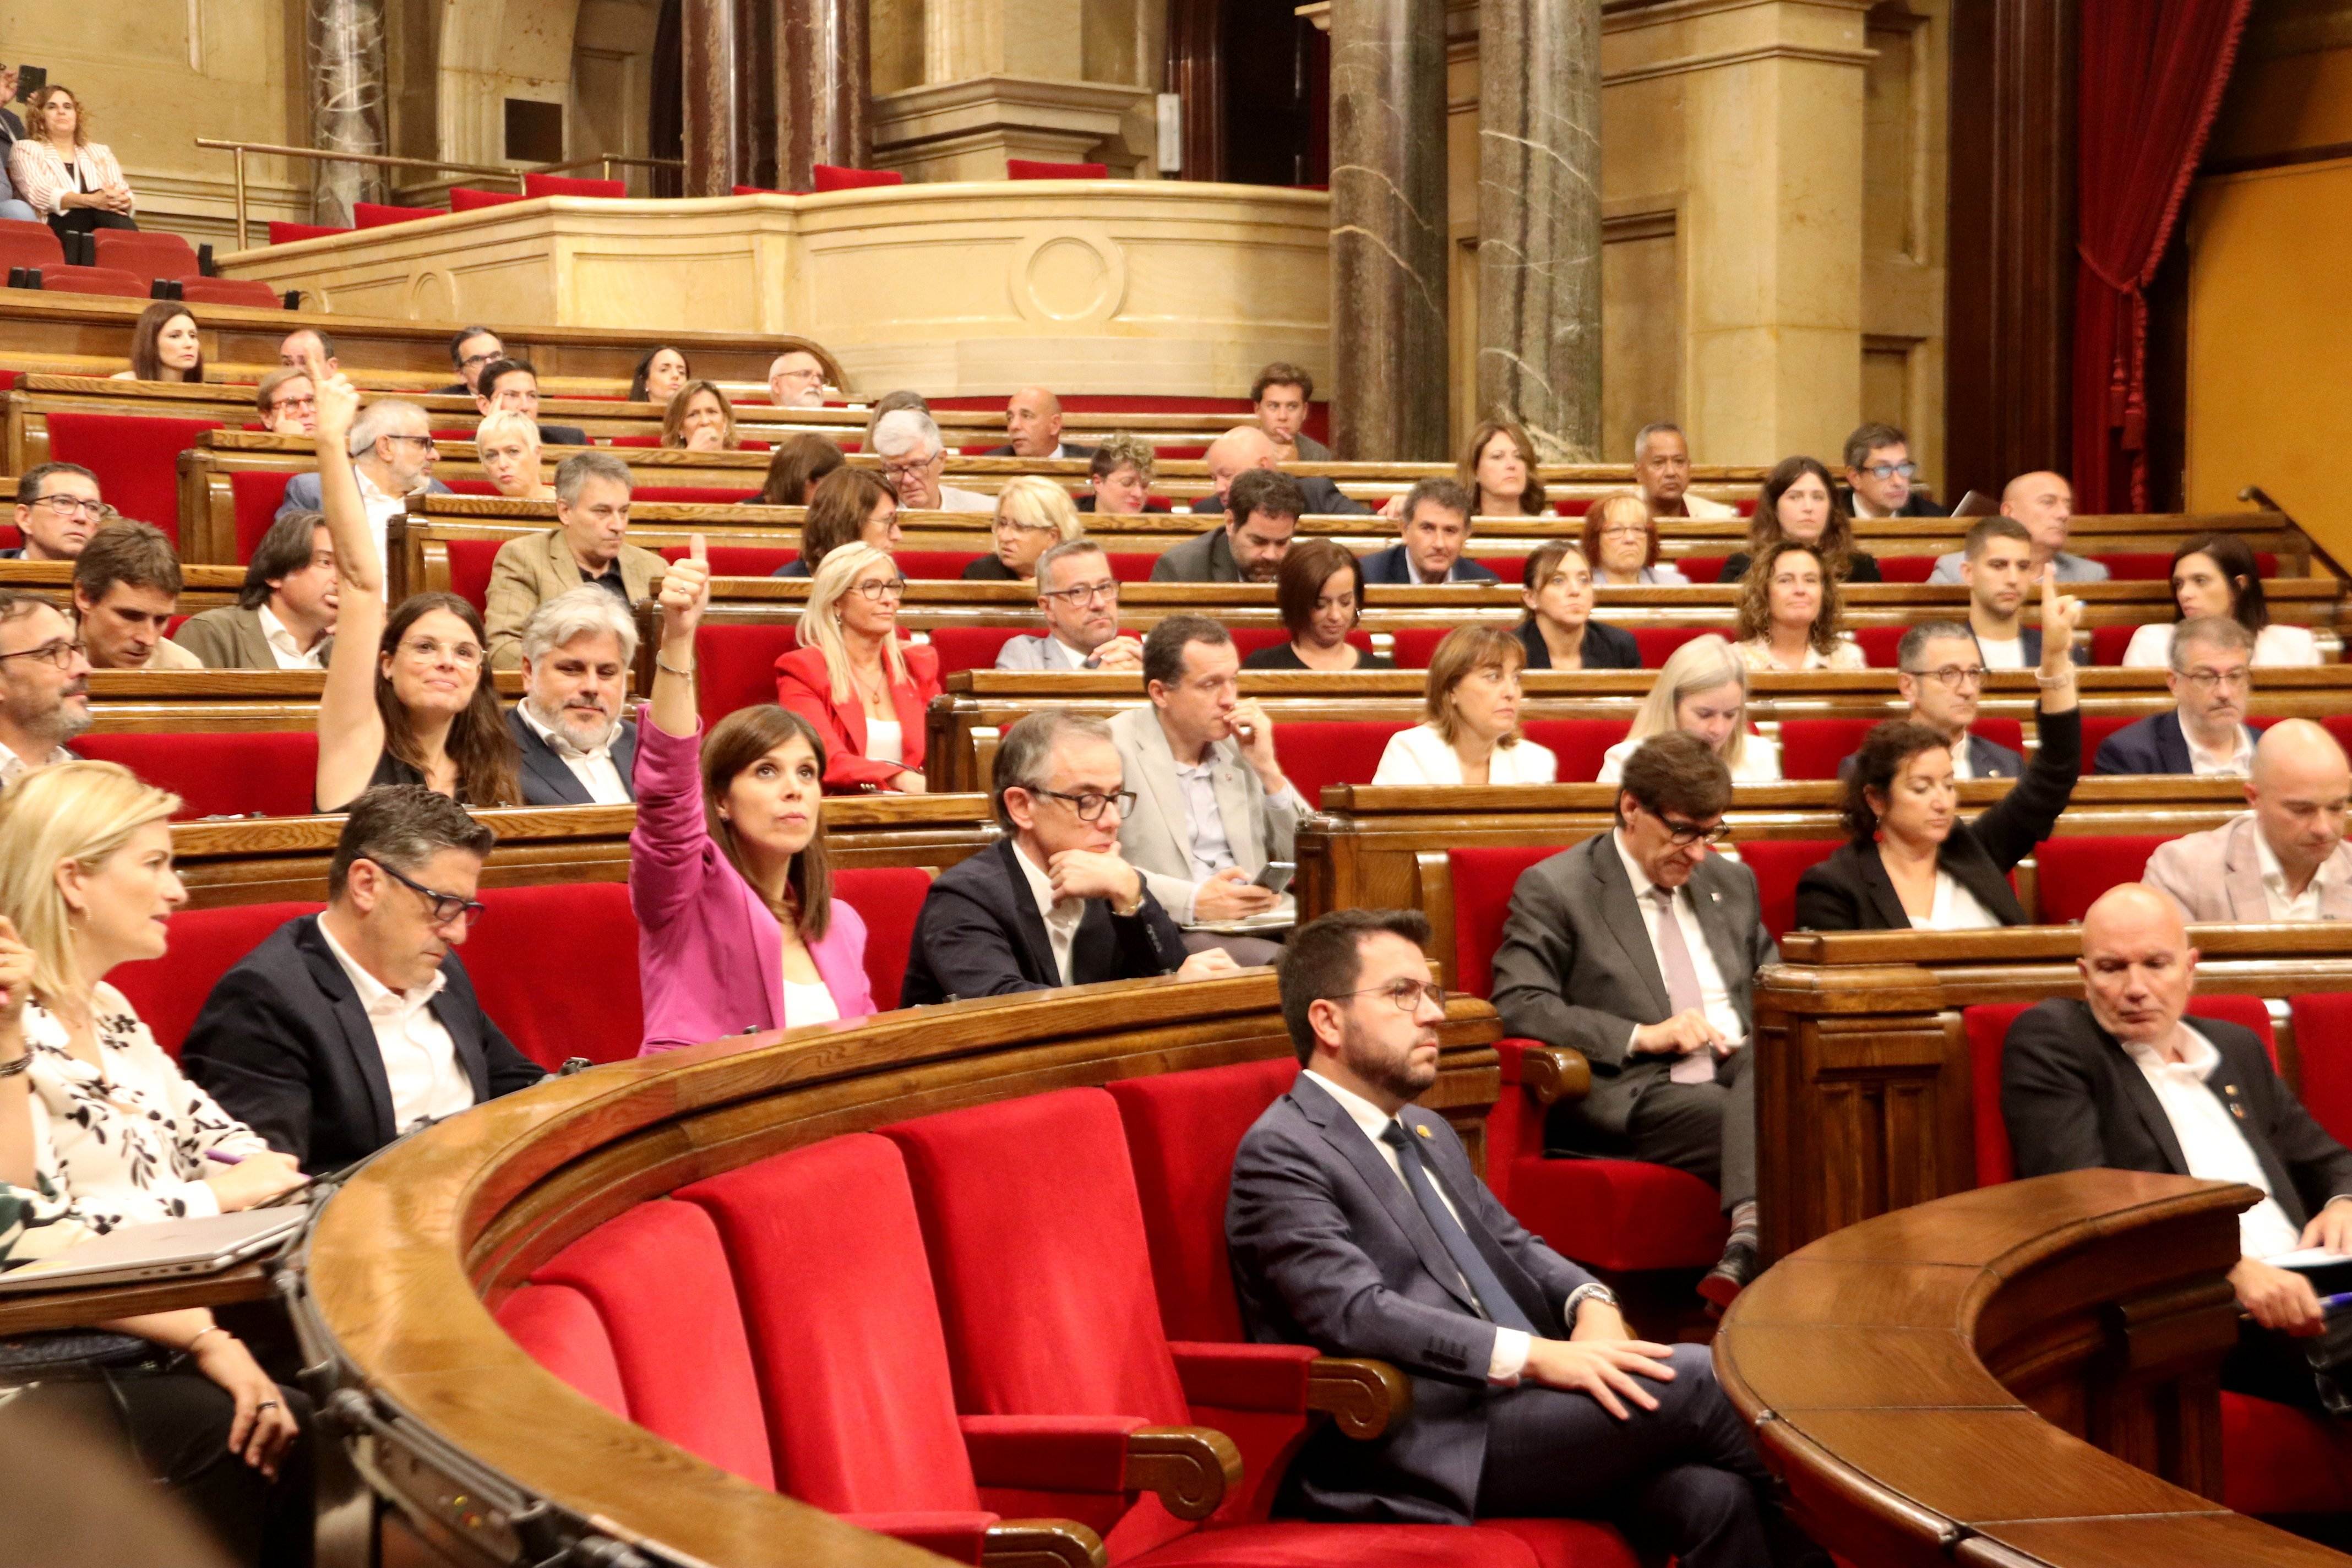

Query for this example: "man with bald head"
[2143,720,2352,922]
[1929,471,2108,584]
[986,387,1095,461]
[2003,883,2352,1409]
[1188,426,1369,519]
[767,350,827,409]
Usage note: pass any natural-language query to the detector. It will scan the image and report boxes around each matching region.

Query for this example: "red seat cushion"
[1517,719,1630,783]
[2291,993,2352,1147]
[1450,846,1573,998]
[1134,1520,1627,1568]
[45,412,225,546]
[897,549,983,580]
[352,202,444,227]
[814,165,904,192]
[522,173,626,199]
[1007,159,1108,180]
[1852,625,1901,667]
[179,277,286,309]
[2221,1392,2352,1516]
[1389,628,1446,670]
[631,485,761,504]
[925,626,1026,677]
[530,1200,775,1486]
[1777,718,1879,782]
[2032,834,2177,924]
[2089,624,2139,667]
[1734,838,1843,944]
[92,230,203,280]
[32,264,151,298]
[1107,552,1158,582]
[835,866,932,1011]
[1273,720,1413,805]
[460,883,644,1068]
[662,543,794,577]
[266,221,350,246]
[111,900,322,1058]
[0,217,63,270]
[449,186,525,211]
[494,1282,629,1419]
[230,471,298,559]
[1878,555,1937,584]
[2079,713,2146,774]
[696,623,802,733]
[1498,1152,1728,1274]
[443,540,503,612]
[75,731,320,820]
[1634,626,1725,667]
[1678,556,1727,584]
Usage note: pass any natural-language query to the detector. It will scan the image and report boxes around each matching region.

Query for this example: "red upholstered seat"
[2077,713,2145,774]
[684,544,796,576]
[1450,846,1570,999]
[1388,628,1445,669]
[449,186,525,211]
[2088,625,2138,666]
[814,165,904,192]
[696,623,801,731]
[494,1282,629,1419]
[92,230,204,282]
[2219,1390,2352,1518]
[835,866,932,1010]
[45,412,224,546]
[1008,159,1108,179]
[443,540,503,612]
[1108,552,1158,582]
[266,221,350,245]
[632,485,760,504]
[231,471,298,558]
[1517,719,1630,783]
[1852,625,1901,667]
[926,625,1026,677]
[0,222,151,297]
[1733,838,1842,944]
[1272,720,1412,805]
[2031,834,2177,923]
[112,900,321,1058]
[529,1200,776,1487]
[460,883,644,1068]
[1777,718,1879,781]
[523,173,626,199]
[352,202,443,226]
[1678,557,1727,584]
[1634,626,1724,667]
[179,277,285,309]
[30,264,151,297]
[75,731,319,820]
[897,549,984,579]
[2291,993,2352,1147]
[1879,555,1937,584]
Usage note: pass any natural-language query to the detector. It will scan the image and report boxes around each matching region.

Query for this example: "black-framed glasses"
[1903,664,1987,689]
[1029,787,1136,823]
[1040,579,1119,607]
[1858,461,1919,481]
[458,349,503,371]
[0,638,85,669]
[1653,814,1733,848]
[370,859,487,929]
[1331,978,1449,1012]
[28,494,105,520]
[854,577,909,602]
[384,434,438,450]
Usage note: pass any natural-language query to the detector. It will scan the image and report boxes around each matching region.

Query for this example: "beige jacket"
[2143,811,2352,923]
[484,529,664,669]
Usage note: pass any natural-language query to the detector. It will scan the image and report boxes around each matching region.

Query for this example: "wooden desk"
[0,559,244,613]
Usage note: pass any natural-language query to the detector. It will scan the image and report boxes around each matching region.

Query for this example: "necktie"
[1649,886,1717,1085]
[1379,1120,1537,1333]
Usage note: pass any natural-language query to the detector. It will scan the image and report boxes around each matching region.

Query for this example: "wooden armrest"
[0,1260,273,1337]
[1121,1426,1242,1521]
[1305,1356,1411,1440]
[984,1520,1109,1568]
[1520,1044,1592,1108]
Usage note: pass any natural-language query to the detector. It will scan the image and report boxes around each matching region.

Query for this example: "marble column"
[683,0,744,196]
[1477,0,1602,461]
[1329,0,1449,461]
[306,0,387,226]
[777,0,872,190]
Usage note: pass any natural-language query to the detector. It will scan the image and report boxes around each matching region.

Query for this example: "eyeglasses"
[27,494,105,520]
[1331,978,1449,1012]
[371,859,487,929]
[1597,522,1651,540]
[398,636,484,666]
[1041,579,1119,607]
[458,349,503,371]
[1029,787,1137,823]
[268,396,317,416]
[1649,812,1733,848]
[880,455,942,482]
[1858,461,1919,481]
[2174,665,2252,692]
[0,638,85,669]
[853,578,908,603]
[1903,665,1987,689]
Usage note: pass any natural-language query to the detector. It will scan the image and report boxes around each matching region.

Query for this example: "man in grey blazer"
[994,540,1144,671]
[1227,908,1795,1565]
[1492,733,1778,1308]
[1151,468,1306,584]
[173,511,338,669]
[2145,720,2352,922]
[1927,471,2109,585]
[1109,616,1305,964]
[1836,621,2022,782]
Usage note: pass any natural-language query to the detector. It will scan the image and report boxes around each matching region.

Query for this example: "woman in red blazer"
[774,542,942,792]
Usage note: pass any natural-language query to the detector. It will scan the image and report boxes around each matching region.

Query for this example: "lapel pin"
[2231,1103,2247,1119]
[1415,1124,1433,1139]
[2224,1084,2239,1096]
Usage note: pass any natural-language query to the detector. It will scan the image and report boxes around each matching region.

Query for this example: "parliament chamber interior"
[7,2,2352,1566]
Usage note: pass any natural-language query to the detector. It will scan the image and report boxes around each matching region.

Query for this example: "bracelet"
[185,1325,230,1356]
[2034,666,2076,688]
[655,656,696,679]
[0,1053,28,1080]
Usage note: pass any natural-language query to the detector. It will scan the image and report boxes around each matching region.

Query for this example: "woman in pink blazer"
[633,538,874,1053]
[773,542,943,792]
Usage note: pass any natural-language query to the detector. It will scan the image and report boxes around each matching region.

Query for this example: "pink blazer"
[774,643,942,792]
[629,710,874,1054]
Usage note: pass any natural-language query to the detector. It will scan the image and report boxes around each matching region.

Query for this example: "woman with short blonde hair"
[474,410,552,499]
[775,542,943,792]
[1372,624,1557,786]
[662,379,741,451]
[1597,633,1782,783]
[965,475,1082,581]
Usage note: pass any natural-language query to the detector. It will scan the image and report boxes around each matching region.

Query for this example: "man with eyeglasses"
[1839,422,1946,519]
[0,590,92,786]
[1492,732,1779,1310]
[766,349,827,409]
[2144,720,2352,923]
[1838,620,2021,782]
[899,710,1240,1005]
[995,539,1144,671]
[182,785,546,1174]
[870,409,992,513]
[2,461,105,562]
[438,326,504,396]
[274,397,451,576]
[2095,616,2262,777]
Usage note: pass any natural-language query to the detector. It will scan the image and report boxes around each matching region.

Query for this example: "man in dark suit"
[2003,883,2352,1409]
[1837,621,2022,782]
[1492,734,1778,1307]
[1152,468,1305,584]
[1358,477,1501,586]
[475,357,589,447]
[1838,422,1947,519]
[1186,425,1370,519]
[182,786,546,1173]
[2095,616,2260,777]
[1228,907,1801,1566]
[506,586,638,805]
[982,385,1095,461]
[899,710,1241,1004]
[438,325,504,396]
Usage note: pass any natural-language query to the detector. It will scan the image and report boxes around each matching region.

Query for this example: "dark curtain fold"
[2071,0,2253,511]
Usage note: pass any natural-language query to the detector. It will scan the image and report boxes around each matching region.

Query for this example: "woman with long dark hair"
[117,302,202,384]
[1716,456,1880,584]
[2119,532,2321,668]
[629,345,692,405]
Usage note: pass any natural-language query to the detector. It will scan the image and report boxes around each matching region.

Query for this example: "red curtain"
[2072,0,2254,512]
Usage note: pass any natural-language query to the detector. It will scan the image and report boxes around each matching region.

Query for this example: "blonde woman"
[1597,634,1783,784]
[1730,540,1865,672]
[662,379,741,452]
[773,542,941,792]
[475,410,553,500]
[965,475,1082,581]
[1372,624,1557,786]
[1582,491,1689,586]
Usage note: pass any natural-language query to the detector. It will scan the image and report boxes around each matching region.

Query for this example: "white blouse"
[1372,723,1558,786]
[1909,870,2005,932]
[1597,733,1783,786]
[1733,635,1868,673]
[781,977,840,1026]
[864,717,904,766]
[2120,620,2322,669]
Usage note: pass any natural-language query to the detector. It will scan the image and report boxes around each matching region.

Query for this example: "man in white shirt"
[274,398,453,573]
[2093,617,2259,777]
[181,785,548,1172]
[2005,884,2352,1409]
[1632,422,1736,520]
[507,587,638,807]
[872,409,992,513]
[986,386,1094,461]
[995,540,1144,671]
[0,592,90,786]
[174,513,339,670]
[1844,622,2022,781]
[767,349,827,409]
[1929,470,2110,585]
[1959,516,2043,670]
[2144,720,2352,922]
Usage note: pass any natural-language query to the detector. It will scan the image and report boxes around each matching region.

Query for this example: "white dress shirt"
[1614,831,1745,1067]
[1373,723,1559,787]
[781,977,841,1026]
[315,918,476,1135]
[1302,1069,1532,1383]
[0,740,75,789]
[1975,635,2027,671]
[2120,620,2323,670]
[865,717,905,766]
[1012,840,1086,987]
[1909,870,2004,932]
[1598,733,1782,786]
[1948,738,1978,783]
[2187,722,2257,779]
[2124,1025,2302,1259]
[356,469,425,600]
[258,605,326,670]
[517,701,631,804]
[2255,825,2343,922]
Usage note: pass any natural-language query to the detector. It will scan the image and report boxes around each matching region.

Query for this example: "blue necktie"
[1381,1119,1537,1333]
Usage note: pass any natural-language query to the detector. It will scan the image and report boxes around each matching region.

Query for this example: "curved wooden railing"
[1714,1169,2351,1567]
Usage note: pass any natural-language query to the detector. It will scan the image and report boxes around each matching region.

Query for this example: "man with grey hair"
[1633,422,1735,520]
[1837,620,2021,782]
[767,349,827,408]
[2094,616,2261,776]
[996,539,1144,671]
[484,449,662,669]
[506,586,639,805]
[1359,476,1500,585]
[872,408,993,513]
[0,591,92,787]
[899,709,1239,1005]
[273,397,452,577]
[1,461,105,562]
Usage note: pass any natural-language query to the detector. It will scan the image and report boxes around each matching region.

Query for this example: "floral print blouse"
[21,984,271,1235]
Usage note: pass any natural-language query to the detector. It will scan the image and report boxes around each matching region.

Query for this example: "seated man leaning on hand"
[508,587,639,806]
[484,451,662,670]
[72,520,203,670]
[2003,884,2352,1412]
[897,710,1239,1005]
[1110,616,1305,965]
[2144,718,2352,922]
[995,538,1144,671]
[181,785,547,1174]
[1228,908,1811,1567]
[1492,732,1777,1309]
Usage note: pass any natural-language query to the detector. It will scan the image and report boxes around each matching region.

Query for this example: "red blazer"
[773,643,942,791]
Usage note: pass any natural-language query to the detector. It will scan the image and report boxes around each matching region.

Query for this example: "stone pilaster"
[683,0,744,195]
[1330,0,1451,461]
[1477,0,1602,461]
[307,0,388,226]
[777,0,872,191]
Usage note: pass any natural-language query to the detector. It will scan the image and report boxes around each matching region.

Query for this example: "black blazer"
[1192,476,1371,518]
[1838,731,2022,783]
[1517,618,1640,671]
[897,838,1186,1006]
[505,705,638,806]
[2093,709,2215,776]
[1794,706,2081,930]
[180,915,546,1173]
[960,554,1020,582]
[1075,494,1171,514]
[1717,549,1882,584]
[536,423,590,447]
[2002,998,2352,1229]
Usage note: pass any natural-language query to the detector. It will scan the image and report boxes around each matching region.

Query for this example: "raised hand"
[308,347,361,449]
[659,533,712,644]
[2037,563,2083,668]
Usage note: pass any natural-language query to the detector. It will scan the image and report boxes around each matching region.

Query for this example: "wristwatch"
[1564,1282,1618,1331]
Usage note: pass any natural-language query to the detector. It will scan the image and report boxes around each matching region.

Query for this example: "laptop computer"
[0,1206,307,1294]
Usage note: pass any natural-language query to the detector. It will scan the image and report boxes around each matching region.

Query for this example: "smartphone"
[1253,861,1296,896]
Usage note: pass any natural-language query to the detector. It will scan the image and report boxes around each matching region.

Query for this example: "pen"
[205,1148,244,1166]
[2321,1291,2352,1312]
